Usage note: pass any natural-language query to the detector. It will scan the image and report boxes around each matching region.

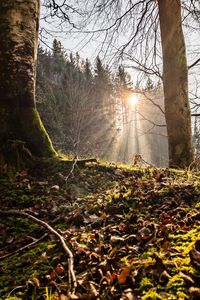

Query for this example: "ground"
[0,160,200,300]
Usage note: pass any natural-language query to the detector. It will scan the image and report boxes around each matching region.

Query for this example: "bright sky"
[40,1,200,108]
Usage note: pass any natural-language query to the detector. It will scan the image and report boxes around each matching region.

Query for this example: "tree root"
[0,210,77,294]
[0,139,33,172]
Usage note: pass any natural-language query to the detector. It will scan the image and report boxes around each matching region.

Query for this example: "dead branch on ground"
[0,233,48,260]
[0,210,77,294]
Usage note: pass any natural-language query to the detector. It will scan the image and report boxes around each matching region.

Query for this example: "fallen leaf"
[120,288,138,300]
[189,287,200,299]
[47,264,65,279]
[51,185,60,190]
[159,270,171,282]
[189,249,200,265]
[111,236,125,244]
[180,272,195,285]
[118,267,131,285]
[161,240,170,250]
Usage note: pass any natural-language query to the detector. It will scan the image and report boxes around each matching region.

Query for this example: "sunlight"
[128,93,139,107]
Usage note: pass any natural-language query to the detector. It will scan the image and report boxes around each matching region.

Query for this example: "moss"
[0,105,57,170]
[168,227,199,250]
[167,274,185,290]
[0,241,55,298]
[165,274,188,298]
[176,291,189,299]
[157,187,171,197]
[140,277,154,290]
[0,160,199,298]
[141,290,163,300]
[20,108,57,158]
[195,202,200,209]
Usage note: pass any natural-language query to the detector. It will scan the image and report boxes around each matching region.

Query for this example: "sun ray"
[128,94,139,107]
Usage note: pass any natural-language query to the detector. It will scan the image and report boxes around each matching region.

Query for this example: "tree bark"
[0,0,56,166]
[158,0,194,167]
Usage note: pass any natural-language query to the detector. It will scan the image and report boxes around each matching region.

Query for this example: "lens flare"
[128,94,139,107]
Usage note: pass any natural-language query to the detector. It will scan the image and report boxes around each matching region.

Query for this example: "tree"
[94,56,107,109]
[0,0,56,168]
[52,38,64,58]
[84,59,93,82]
[115,65,132,127]
[158,0,193,167]
[75,0,195,167]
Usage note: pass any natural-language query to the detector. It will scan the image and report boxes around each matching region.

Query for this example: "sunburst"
[128,94,139,107]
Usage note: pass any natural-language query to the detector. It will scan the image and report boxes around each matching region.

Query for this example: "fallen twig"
[0,233,48,260]
[0,210,77,294]
[65,157,78,185]
[65,157,97,186]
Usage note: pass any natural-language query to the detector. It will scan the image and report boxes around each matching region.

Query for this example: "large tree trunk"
[0,0,56,167]
[158,0,194,167]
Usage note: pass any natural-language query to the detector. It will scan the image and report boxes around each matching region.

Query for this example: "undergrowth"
[0,160,199,299]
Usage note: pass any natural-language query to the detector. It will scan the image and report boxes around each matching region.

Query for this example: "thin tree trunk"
[158,0,193,167]
[0,0,56,166]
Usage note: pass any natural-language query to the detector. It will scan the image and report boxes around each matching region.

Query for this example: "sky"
[39,1,200,112]
[38,1,200,163]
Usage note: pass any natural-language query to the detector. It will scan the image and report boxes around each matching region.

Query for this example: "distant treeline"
[36,39,134,157]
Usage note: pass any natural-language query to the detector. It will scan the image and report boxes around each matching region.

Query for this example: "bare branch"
[191,113,200,117]
[188,57,200,69]
[135,90,165,114]
[0,233,48,260]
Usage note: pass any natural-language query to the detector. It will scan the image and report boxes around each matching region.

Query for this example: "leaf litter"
[0,161,199,299]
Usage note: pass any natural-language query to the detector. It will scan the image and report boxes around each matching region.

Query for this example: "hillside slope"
[0,161,200,299]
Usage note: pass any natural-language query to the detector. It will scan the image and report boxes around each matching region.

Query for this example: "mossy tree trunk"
[158,0,194,168]
[0,0,56,167]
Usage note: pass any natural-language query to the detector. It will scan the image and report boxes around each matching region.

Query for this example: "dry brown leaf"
[118,267,131,285]
[47,263,65,279]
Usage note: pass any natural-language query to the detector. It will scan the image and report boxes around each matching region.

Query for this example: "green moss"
[20,108,57,158]
[195,202,200,209]
[165,273,189,298]
[168,227,199,251]
[0,160,199,298]
[167,274,185,290]
[157,187,171,197]
[176,291,189,299]
[0,241,55,298]
[0,105,57,171]
[140,277,154,290]
[141,290,163,300]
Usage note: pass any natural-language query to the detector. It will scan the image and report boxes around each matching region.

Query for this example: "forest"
[0,0,200,299]
[36,41,168,166]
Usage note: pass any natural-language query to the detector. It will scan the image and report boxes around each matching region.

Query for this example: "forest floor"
[0,160,200,300]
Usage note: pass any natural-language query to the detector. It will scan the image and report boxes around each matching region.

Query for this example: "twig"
[65,158,98,185]
[7,285,26,298]
[0,210,77,294]
[0,233,48,260]
[65,157,78,185]
[188,57,200,69]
